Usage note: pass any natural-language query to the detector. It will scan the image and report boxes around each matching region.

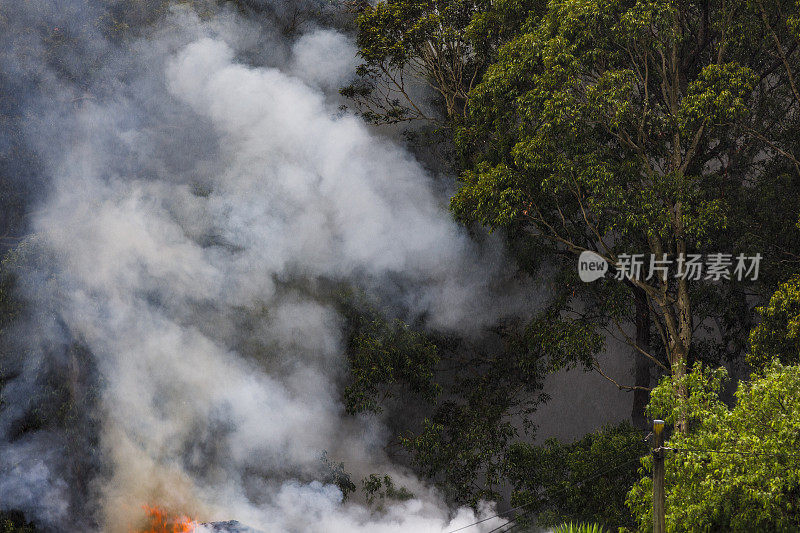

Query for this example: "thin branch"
[611,316,669,371]
[593,359,653,392]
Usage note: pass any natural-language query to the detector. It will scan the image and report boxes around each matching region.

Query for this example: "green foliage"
[628,362,800,532]
[748,275,800,369]
[551,522,607,533]
[362,474,414,509]
[337,271,621,509]
[344,0,479,123]
[453,0,761,243]
[347,0,800,519]
[523,308,604,371]
[0,511,36,533]
[397,299,612,506]
[678,63,757,133]
[0,249,22,414]
[506,422,646,530]
[320,451,357,500]
[340,297,440,415]
[343,0,540,124]
[338,290,585,507]
[450,0,800,411]
[403,393,522,506]
[0,255,19,334]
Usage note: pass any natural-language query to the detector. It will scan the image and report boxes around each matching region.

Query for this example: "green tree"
[451,0,800,428]
[628,362,800,532]
[342,0,540,125]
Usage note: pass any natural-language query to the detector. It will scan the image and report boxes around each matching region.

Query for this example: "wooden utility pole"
[653,419,665,533]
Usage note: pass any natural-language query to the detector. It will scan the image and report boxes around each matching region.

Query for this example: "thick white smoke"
[0,4,524,532]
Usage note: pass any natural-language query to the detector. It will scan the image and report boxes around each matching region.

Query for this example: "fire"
[138,505,197,533]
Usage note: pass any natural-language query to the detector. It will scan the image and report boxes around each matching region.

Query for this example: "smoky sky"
[0,2,531,532]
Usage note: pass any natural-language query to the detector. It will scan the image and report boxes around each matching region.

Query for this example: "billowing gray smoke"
[0,2,524,532]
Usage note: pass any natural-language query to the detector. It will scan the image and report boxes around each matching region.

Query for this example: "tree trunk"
[631,287,651,429]
[673,239,692,433]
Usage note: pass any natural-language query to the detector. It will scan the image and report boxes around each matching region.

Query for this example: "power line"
[444,501,533,533]
[484,518,518,533]
[666,446,800,459]
[486,518,525,533]
[484,513,530,533]
[485,521,522,533]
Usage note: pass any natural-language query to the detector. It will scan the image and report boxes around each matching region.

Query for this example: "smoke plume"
[0,2,524,531]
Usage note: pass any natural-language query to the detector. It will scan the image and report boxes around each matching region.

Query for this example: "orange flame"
[138,505,196,533]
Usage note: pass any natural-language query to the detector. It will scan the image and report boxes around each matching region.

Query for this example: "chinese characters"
[613,253,761,281]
